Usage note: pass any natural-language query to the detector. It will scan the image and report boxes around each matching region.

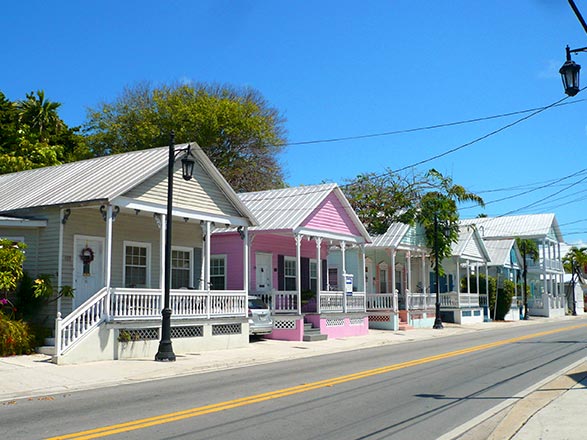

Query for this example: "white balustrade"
[346,292,366,312]
[55,287,109,356]
[366,293,395,311]
[407,293,428,309]
[320,291,344,312]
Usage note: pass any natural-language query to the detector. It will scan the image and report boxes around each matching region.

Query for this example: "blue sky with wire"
[2,1,587,243]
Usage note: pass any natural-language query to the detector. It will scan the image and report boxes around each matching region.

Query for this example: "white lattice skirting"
[326,319,345,327]
[349,318,365,326]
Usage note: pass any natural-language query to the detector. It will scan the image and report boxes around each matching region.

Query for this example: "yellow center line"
[47,323,587,440]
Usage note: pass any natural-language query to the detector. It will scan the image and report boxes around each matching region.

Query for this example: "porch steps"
[303,323,327,342]
[36,337,56,356]
[398,310,413,331]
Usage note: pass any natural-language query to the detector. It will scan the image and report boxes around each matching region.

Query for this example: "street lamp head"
[560,46,581,97]
[181,145,196,181]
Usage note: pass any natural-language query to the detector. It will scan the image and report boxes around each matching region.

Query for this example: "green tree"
[563,246,587,315]
[416,169,484,275]
[516,238,539,319]
[0,90,88,174]
[84,82,287,192]
[17,90,62,139]
[342,170,422,234]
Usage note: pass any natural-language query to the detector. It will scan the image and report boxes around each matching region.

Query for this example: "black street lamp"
[560,0,587,96]
[155,132,195,362]
[433,214,444,330]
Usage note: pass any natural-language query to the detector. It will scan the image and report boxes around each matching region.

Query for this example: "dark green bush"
[0,310,35,356]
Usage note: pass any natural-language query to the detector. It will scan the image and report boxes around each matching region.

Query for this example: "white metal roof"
[0,144,256,225]
[451,225,491,262]
[237,183,371,241]
[483,238,520,268]
[460,214,563,242]
[369,222,410,248]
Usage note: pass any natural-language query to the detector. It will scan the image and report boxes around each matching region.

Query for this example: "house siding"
[0,226,42,275]
[212,232,329,291]
[301,193,361,236]
[122,160,241,218]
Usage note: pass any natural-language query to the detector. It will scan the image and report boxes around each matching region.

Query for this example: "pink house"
[211,183,372,341]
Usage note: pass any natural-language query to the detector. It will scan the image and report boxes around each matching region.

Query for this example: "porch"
[54,287,248,364]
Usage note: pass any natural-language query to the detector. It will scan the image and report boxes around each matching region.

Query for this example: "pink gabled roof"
[238,183,371,242]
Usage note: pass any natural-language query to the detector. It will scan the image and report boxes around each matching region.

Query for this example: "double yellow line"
[48,323,587,439]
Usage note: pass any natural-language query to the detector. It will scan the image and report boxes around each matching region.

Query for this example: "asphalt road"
[4,319,587,440]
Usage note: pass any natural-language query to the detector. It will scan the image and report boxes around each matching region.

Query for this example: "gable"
[301,192,362,237]
[122,159,242,218]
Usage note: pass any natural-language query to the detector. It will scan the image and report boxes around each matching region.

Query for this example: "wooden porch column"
[476,263,480,297]
[542,238,548,297]
[485,263,489,307]
[391,249,397,312]
[295,234,302,314]
[406,251,412,313]
[57,208,66,316]
[243,226,249,293]
[315,237,322,313]
[456,258,460,299]
[158,214,165,291]
[421,251,427,309]
[360,244,366,312]
[205,221,211,290]
[340,241,347,313]
[104,205,114,318]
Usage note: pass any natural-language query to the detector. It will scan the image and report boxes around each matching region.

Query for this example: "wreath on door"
[80,247,95,265]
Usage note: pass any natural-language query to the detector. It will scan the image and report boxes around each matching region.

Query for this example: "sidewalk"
[1,316,585,440]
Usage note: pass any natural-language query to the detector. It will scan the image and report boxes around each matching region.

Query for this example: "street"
[3,318,587,440]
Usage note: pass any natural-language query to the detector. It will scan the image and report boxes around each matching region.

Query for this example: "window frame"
[210,254,227,290]
[284,256,297,291]
[171,246,193,289]
[123,241,151,288]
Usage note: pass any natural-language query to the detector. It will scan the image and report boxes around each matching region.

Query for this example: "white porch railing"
[528,258,564,272]
[439,291,480,308]
[111,288,247,319]
[320,291,344,312]
[256,291,299,314]
[407,293,431,310]
[346,292,366,312]
[366,293,395,311]
[55,288,247,358]
[55,287,109,357]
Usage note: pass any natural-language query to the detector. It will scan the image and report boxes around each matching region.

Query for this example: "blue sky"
[3,1,587,243]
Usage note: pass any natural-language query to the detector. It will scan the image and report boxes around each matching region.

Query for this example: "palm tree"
[516,238,539,320]
[17,90,62,139]
[563,246,587,315]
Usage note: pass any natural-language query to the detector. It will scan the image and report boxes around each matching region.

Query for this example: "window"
[380,268,388,293]
[172,247,193,289]
[284,257,297,291]
[210,255,226,290]
[328,267,338,290]
[124,242,150,288]
[310,260,318,293]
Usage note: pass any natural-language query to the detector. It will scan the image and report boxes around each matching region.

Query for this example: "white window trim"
[210,254,227,290]
[171,245,194,289]
[123,240,152,288]
[309,258,318,292]
[1,236,25,243]
[284,256,297,290]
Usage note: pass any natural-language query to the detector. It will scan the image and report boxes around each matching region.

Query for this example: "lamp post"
[155,132,195,362]
[433,214,444,329]
[560,0,587,96]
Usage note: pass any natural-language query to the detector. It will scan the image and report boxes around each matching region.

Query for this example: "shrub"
[0,310,35,356]
[493,279,516,321]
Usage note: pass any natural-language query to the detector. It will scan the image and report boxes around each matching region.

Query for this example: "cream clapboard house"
[0,144,257,364]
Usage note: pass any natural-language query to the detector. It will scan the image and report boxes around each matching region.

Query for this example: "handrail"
[55,287,109,357]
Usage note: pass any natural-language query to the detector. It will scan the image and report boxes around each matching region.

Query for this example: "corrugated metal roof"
[369,222,410,248]
[0,144,257,226]
[0,147,169,211]
[460,214,563,242]
[451,225,490,262]
[237,183,370,241]
[239,183,335,231]
[483,238,518,267]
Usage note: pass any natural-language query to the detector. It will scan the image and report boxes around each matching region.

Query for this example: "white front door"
[255,253,273,292]
[73,235,105,309]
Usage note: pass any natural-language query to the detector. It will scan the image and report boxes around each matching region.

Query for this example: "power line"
[285,99,586,147]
